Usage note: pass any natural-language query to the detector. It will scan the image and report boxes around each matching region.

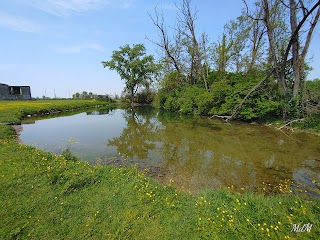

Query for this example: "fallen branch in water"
[277,118,305,130]
[209,115,232,121]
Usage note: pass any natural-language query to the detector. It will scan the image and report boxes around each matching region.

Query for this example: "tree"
[149,0,209,89]
[102,44,158,105]
[81,91,88,99]
[242,0,320,118]
[212,33,234,73]
[148,8,182,74]
[72,92,80,99]
[287,0,320,98]
[226,13,266,73]
[176,0,203,85]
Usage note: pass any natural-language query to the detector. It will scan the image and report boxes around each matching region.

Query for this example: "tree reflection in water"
[107,107,158,159]
[107,108,320,196]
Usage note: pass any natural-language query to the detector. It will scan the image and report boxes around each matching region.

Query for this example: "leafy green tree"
[212,33,233,73]
[72,92,80,99]
[102,44,158,105]
[81,91,88,99]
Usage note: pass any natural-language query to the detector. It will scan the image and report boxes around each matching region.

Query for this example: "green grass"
[0,100,319,239]
[292,114,320,132]
[0,99,113,124]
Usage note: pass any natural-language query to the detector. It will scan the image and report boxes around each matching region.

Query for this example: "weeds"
[61,148,78,162]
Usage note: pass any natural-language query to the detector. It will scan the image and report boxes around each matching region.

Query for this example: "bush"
[304,79,320,116]
[158,71,282,120]
[135,90,155,104]
[161,71,187,91]
[61,149,78,162]
[292,114,320,131]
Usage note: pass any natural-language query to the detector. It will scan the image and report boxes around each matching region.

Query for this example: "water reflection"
[107,108,158,159]
[20,107,320,197]
[107,109,320,197]
[86,108,114,115]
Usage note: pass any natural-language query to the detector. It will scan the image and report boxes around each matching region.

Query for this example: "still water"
[20,107,320,197]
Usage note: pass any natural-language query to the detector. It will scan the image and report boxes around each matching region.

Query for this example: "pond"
[19,107,320,198]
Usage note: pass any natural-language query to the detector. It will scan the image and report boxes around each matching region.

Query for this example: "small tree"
[73,92,80,99]
[81,91,88,99]
[102,44,158,105]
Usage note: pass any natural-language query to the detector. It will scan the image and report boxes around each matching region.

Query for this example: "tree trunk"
[282,1,320,98]
[130,88,134,107]
[290,0,301,98]
[148,9,181,73]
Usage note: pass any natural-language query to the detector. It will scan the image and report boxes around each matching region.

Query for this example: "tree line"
[102,0,320,122]
[72,91,113,101]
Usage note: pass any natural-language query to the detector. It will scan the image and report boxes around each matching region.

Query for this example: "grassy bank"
[0,100,319,239]
[0,99,113,124]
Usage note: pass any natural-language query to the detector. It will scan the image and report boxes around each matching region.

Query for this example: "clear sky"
[0,0,319,98]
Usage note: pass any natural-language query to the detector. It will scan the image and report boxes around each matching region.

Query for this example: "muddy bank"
[94,156,165,180]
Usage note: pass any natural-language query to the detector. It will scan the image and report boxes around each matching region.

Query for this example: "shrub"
[61,149,78,162]
[157,71,282,120]
[135,90,155,104]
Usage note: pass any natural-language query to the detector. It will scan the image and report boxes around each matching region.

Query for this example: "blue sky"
[0,0,319,98]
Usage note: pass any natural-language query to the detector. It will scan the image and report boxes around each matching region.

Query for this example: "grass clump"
[0,125,16,139]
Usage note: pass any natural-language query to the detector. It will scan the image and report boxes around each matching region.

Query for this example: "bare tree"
[148,7,181,73]
[149,0,210,89]
[285,0,320,97]
[201,33,209,90]
[241,0,320,118]
[176,0,203,85]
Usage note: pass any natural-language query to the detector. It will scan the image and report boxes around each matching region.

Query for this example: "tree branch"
[277,118,305,129]
[242,0,264,21]
[228,71,273,121]
[282,1,320,69]
[148,8,181,73]
[301,6,320,59]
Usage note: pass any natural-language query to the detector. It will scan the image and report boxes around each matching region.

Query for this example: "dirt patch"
[12,125,22,135]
